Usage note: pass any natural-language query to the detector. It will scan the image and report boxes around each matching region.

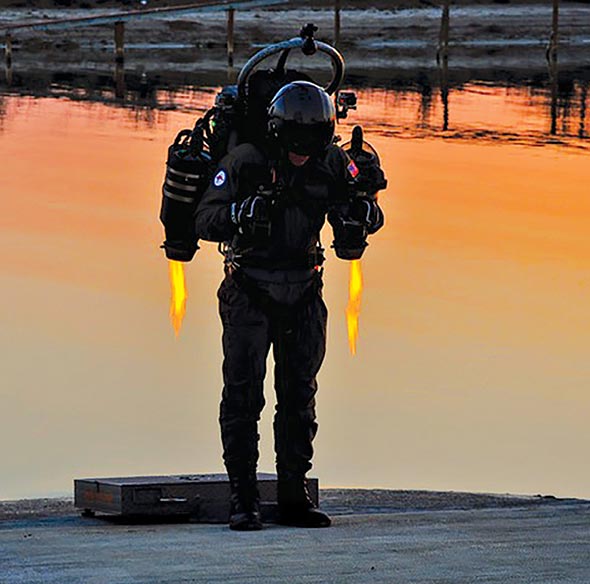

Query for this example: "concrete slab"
[1,492,589,583]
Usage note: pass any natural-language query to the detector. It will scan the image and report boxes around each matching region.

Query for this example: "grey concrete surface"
[2,501,590,583]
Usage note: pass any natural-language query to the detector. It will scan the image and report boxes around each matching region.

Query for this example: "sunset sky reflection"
[1,85,589,500]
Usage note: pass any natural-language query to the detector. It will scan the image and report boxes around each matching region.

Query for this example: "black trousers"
[217,271,328,477]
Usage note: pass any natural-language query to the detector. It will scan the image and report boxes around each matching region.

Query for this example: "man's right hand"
[231,195,271,238]
[327,207,368,260]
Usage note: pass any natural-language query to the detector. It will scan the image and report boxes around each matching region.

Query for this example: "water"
[1,79,589,501]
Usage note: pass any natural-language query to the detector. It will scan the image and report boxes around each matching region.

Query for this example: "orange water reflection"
[1,86,590,500]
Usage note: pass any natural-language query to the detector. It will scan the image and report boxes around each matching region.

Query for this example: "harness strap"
[220,242,325,271]
[230,268,323,314]
[237,249,324,270]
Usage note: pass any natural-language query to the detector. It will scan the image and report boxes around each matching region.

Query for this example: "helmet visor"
[279,120,335,156]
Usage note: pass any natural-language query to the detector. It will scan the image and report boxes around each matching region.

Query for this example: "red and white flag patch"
[347,159,359,178]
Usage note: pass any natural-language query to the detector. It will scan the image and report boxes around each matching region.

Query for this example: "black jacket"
[194,143,356,270]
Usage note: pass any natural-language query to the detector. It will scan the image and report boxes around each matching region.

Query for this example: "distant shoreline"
[2,0,583,10]
[2,2,589,85]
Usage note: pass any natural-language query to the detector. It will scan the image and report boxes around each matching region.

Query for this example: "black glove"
[231,195,271,238]
[161,239,199,262]
[352,153,387,196]
[328,207,368,260]
[350,196,384,235]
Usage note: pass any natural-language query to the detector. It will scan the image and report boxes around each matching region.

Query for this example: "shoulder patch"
[213,169,227,188]
[347,160,359,178]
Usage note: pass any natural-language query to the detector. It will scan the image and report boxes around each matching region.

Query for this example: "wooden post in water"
[547,0,559,134]
[549,69,558,135]
[437,0,449,65]
[115,21,125,64]
[550,0,559,64]
[114,21,125,98]
[438,0,450,130]
[579,82,587,139]
[4,32,13,86]
[334,0,341,47]
[4,32,12,67]
[115,62,125,98]
[227,8,235,68]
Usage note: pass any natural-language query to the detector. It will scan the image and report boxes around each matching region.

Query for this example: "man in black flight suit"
[195,80,385,531]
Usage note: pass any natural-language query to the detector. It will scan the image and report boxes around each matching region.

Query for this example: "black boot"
[277,475,331,528]
[228,470,263,531]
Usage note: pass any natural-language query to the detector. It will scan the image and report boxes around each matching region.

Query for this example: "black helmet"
[267,81,336,156]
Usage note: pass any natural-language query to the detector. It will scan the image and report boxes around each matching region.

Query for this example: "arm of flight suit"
[194,148,242,242]
[325,145,386,259]
[324,145,355,203]
[195,144,270,242]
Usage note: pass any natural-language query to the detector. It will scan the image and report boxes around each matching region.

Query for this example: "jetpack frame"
[236,23,345,99]
[159,23,359,262]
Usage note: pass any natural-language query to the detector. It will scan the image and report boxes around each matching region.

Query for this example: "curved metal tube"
[237,37,345,99]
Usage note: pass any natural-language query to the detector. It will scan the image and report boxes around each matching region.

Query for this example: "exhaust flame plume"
[346,259,364,356]
[169,260,187,337]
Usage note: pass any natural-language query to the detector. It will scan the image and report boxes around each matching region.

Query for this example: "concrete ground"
[2,492,589,583]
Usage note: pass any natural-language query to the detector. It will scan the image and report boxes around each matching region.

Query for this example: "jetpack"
[159,23,384,262]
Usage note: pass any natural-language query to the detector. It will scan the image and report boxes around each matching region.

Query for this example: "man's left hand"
[350,196,384,234]
[353,157,387,196]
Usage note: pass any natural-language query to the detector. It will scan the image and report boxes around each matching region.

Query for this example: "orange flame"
[169,260,187,337]
[346,259,363,356]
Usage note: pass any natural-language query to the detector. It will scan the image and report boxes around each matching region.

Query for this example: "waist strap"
[236,248,325,270]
